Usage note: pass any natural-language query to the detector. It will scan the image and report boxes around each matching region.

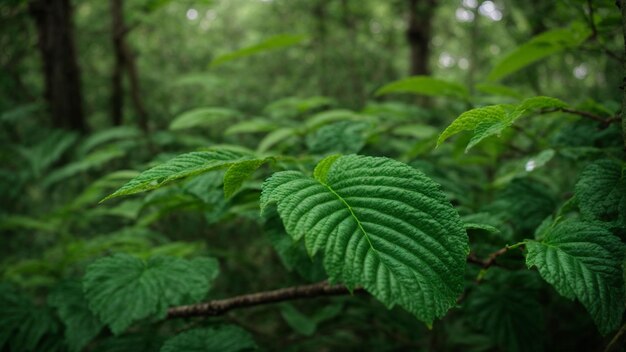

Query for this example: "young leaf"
[48,281,103,352]
[102,149,254,201]
[83,254,219,334]
[574,159,625,225]
[169,107,240,130]
[375,76,469,99]
[210,34,307,68]
[160,325,256,352]
[437,96,567,151]
[525,219,626,335]
[261,154,469,325]
[223,158,269,198]
[488,23,591,81]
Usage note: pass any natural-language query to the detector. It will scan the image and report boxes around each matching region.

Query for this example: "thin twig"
[604,322,626,352]
[542,107,620,127]
[167,281,363,319]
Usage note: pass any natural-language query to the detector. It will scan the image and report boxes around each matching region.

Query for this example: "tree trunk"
[406,0,436,76]
[29,0,86,132]
[109,0,149,132]
[110,0,124,126]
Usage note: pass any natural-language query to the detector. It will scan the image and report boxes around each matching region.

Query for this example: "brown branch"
[467,247,509,269]
[167,281,363,319]
[542,107,620,127]
[605,322,626,352]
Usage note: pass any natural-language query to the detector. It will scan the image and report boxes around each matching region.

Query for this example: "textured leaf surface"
[83,254,219,334]
[376,76,469,99]
[575,159,625,225]
[160,326,256,352]
[465,271,544,352]
[438,96,567,151]
[525,219,625,334]
[169,107,240,130]
[103,149,253,201]
[306,121,369,154]
[223,158,269,198]
[488,24,590,81]
[48,281,103,352]
[0,285,58,352]
[261,154,469,324]
[210,34,306,67]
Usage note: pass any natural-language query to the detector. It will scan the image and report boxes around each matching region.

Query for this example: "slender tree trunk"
[406,0,436,76]
[313,0,328,95]
[29,0,86,132]
[110,0,124,126]
[109,0,149,132]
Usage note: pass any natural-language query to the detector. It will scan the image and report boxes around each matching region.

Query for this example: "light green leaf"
[575,159,626,225]
[437,96,567,151]
[169,107,240,130]
[488,23,591,81]
[103,149,254,201]
[261,154,469,325]
[257,127,297,152]
[525,219,625,335]
[223,158,270,198]
[48,281,103,352]
[210,34,307,68]
[83,254,219,334]
[160,325,256,352]
[225,118,279,135]
[375,76,469,99]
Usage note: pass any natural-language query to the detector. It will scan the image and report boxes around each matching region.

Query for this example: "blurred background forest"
[1,0,625,351]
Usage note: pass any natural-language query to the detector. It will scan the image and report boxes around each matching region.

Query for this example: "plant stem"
[621,0,626,150]
[167,281,362,319]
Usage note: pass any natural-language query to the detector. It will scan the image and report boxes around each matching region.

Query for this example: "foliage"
[1,0,625,350]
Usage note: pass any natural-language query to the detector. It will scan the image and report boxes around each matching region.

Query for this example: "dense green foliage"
[1,0,626,351]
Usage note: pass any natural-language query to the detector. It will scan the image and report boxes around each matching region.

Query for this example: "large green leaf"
[83,254,219,334]
[375,76,469,99]
[210,34,307,68]
[488,23,591,81]
[160,326,256,352]
[169,107,240,130]
[48,281,103,352]
[465,271,544,352]
[525,219,625,335]
[575,159,626,225]
[0,285,59,352]
[261,154,469,325]
[103,149,256,201]
[437,96,567,151]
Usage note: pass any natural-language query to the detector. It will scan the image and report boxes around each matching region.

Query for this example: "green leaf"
[210,34,307,68]
[525,219,626,335]
[306,121,369,154]
[0,285,59,352]
[280,304,317,336]
[83,254,219,334]
[257,127,297,152]
[224,118,279,135]
[103,149,254,201]
[465,270,544,352]
[160,325,256,352]
[261,154,469,325]
[223,158,270,198]
[474,82,524,99]
[375,76,469,99]
[463,222,501,235]
[488,23,591,81]
[437,96,567,151]
[48,281,103,352]
[305,109,371,130]
[169,107,240,130]
[575,159,626,225]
